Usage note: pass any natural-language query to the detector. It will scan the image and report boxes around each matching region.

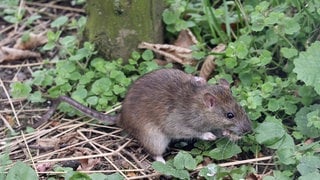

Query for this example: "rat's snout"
[240,119,252,134]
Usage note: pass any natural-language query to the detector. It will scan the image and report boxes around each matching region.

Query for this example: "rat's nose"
[241,121,252,134]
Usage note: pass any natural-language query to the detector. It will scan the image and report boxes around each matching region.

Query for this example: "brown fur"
[42,69,252,160]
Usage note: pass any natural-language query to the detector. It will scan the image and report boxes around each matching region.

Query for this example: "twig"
[21,132,39,177]
[0,78,21,127]
[218,156,273,167]
[25,1,85,13]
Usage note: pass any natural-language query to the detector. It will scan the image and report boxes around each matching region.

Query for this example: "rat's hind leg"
[139,128,170,163]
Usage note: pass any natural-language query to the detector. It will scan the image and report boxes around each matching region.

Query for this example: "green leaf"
[86,96,98,106]
[281,47,298,59]
[89,172,124,180]
[297,155,320,176]
[173,151,197,170]
[162,9,179,25]
[225,57,237,69]
[112,84,126,95]
[68,171,91,180]
[71,88,87,103]
[294,41,320,95]
[267,98,280,112]
[51,16,68,28]
[206,139,242,160]
[152,161,190,180]
[192,51,206,60]
[255,121,285,147]
[10,82,32,98]
[284,18,300,35]
[251,12,265,31]
[6,161,38,180]
[79,71,95,85]
[199,164,219,178]
[141,50,154,61]
[91,78,112,95]
[90,57,107,73]
[299,172,320,180]
[28,91,45,103]
[294,105,320,138]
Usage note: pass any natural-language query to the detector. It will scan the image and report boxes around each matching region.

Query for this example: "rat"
[38,68,252,163]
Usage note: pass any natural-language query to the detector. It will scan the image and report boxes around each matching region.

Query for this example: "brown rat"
[39,68,252,163]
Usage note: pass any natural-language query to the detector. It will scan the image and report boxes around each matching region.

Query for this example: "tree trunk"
[85,0,165,61]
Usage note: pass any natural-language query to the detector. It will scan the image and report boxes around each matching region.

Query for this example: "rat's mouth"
[222,130,241,141]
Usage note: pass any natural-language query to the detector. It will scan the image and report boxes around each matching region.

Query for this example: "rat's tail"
[34,96,117,128]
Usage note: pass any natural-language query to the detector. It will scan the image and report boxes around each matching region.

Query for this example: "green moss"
[85,0,165,61]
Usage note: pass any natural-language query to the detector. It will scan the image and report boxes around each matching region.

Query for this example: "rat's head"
[202,79,252,141]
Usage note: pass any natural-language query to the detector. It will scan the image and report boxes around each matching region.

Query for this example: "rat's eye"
[226,112,234,119]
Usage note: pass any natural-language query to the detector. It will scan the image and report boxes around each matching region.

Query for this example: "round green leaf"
[294,41,320,95]
[255,121,285,147]
[6,161,37,180]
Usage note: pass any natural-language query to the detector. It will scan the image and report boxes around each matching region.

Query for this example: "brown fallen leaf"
[36,162,53,172]
[139,42,194,65]
[37,137,60,150]
[13,32,48,50]
[77,158,101,171]
[139,29,198,65]
[0,46,41,63]
[199,44,226,80]
[174,29,198,48]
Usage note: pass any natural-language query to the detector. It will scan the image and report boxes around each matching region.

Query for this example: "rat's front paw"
[200,132,217,141]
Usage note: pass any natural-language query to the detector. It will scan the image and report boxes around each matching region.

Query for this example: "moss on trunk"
[85,0,165,61]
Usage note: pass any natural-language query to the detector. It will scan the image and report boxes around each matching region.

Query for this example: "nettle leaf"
[6,161,37,180]
[173,151,197,170]
[255,121,285,147]
[206,139,242,160]
[294,104,320,138]
[10,82,32,98]
[294,41,320,95]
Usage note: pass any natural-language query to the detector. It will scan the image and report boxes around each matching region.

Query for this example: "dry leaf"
[138,29,198,65]
[0,46,41,63]
[174,29,198,48]
[77,158,100,171]
[36,162,53,172]
[199,44,226,80]
[37,137,60,150]
[13,32,47,50]
[246,173,263,180]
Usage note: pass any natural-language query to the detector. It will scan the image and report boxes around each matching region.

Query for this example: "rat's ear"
[203,93,217,108]
[218,79,230,89]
